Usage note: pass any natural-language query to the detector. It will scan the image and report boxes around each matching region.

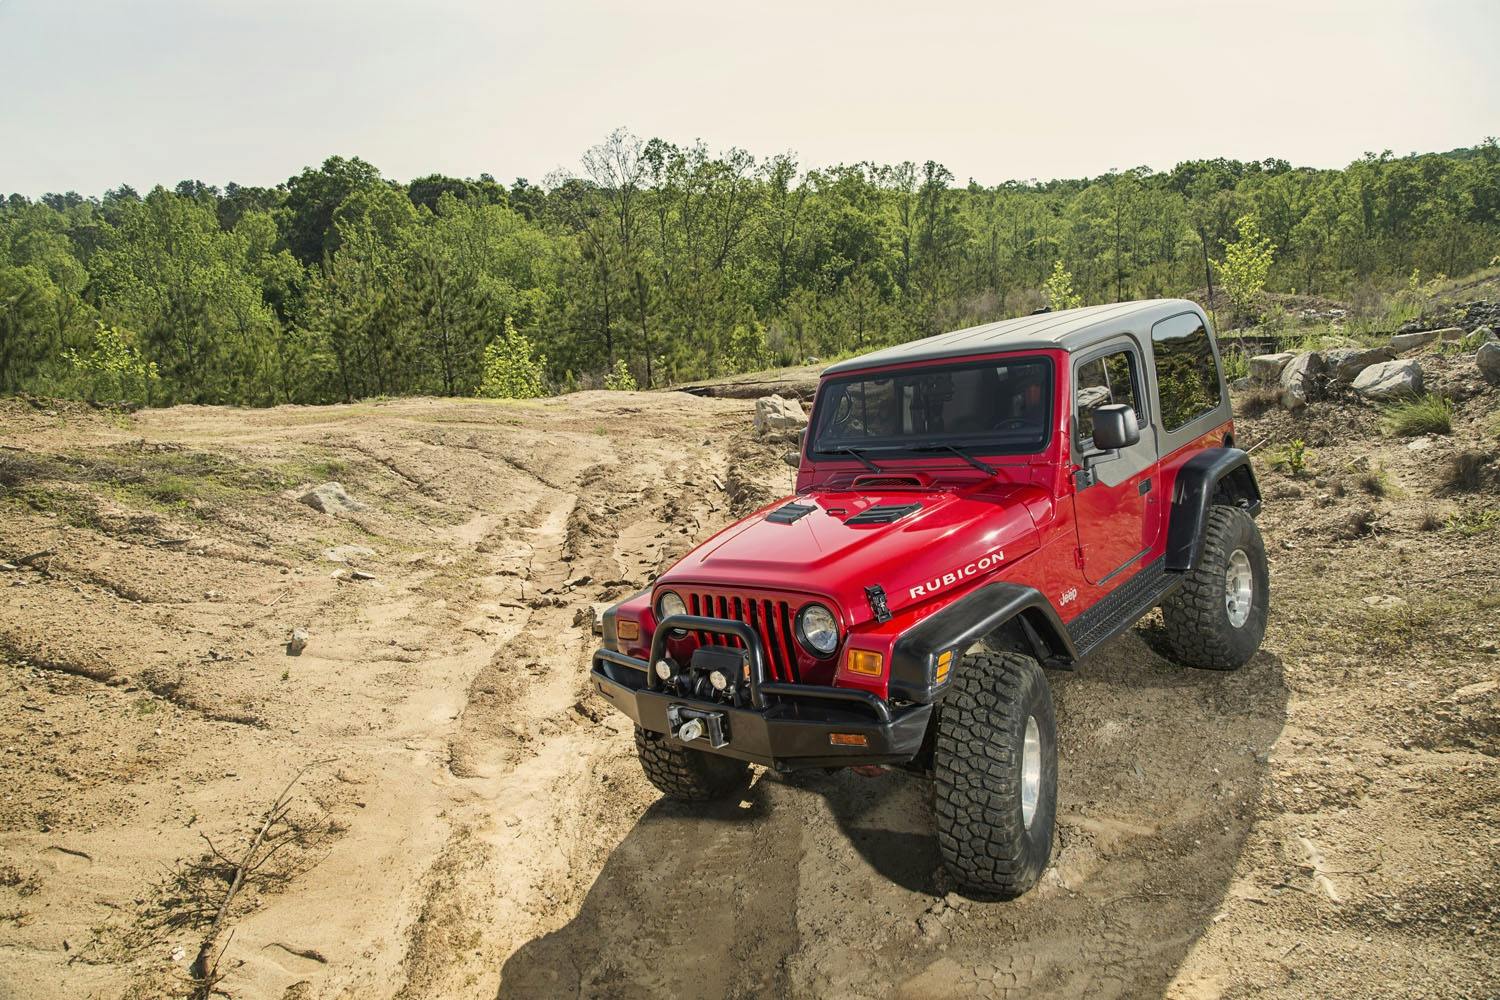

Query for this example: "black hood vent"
[765,502,815,524]
[846,502,922,525]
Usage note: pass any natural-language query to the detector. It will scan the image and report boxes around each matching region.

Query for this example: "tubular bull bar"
[590,614,930,770]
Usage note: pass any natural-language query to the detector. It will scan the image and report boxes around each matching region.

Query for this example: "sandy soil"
[0,358,1495,999]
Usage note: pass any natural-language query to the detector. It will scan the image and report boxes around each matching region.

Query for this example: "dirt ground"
[0,357,1495,999]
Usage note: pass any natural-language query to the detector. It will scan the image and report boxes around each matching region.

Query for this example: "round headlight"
[797,603,840,657]
[657,590,687,624]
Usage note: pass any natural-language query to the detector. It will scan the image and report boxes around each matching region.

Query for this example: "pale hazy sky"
[2,0,1497,196]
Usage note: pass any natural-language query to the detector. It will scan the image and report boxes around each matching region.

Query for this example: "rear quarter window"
[1150,314,1222,431]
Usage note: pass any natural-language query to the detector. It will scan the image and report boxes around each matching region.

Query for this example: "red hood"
[658,485,1044,628]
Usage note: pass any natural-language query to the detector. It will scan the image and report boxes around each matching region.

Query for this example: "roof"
[821,298,1205,376]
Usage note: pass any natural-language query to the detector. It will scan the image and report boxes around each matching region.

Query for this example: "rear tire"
[1159,505,1269,670]
[933,651,1057,898]
[635,726,751,801]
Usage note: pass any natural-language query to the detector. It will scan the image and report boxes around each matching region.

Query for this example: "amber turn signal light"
[616,620,640,642]
[846,649,884,676]
[934,649,955,685]
[829,733,868,747]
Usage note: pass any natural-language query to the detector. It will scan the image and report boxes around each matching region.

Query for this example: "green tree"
[1216,214,1277,322]
[1043,260,1083,310]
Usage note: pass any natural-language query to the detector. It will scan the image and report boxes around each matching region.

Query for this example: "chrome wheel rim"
[1225,549,1253,628]
[1021,715,1041,830]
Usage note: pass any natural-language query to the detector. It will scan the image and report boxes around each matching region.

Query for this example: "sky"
[2,0,1497,196]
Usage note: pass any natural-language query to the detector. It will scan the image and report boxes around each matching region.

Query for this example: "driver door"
[1071,341,1161,585]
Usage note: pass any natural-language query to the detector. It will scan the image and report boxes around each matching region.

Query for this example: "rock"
[1324,346,1395,384]
[1353,359,1423,400]
[299,482,366,515]
[286,628,309,656]
[1470,325,1496,343]
[1248,352,1296,383]
[1406,437,1433,451]
[1390,328,1450,351]
[753,395,806,436]
[1279,352,1324,410]
[1477,342,1500,384]
[323,544,376,563]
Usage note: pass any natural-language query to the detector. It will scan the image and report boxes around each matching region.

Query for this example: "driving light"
[847,649,884,676]
[654,660,673,681]
[797,603,839,657]
[709,670,729,691]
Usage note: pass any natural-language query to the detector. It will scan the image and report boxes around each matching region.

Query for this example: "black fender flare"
[888,583,1078,704]
[1165,448,1261,572]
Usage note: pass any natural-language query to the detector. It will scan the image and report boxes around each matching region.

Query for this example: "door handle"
[1138,478,1152,495]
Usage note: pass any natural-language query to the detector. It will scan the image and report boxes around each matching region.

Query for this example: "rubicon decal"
[908,548,1005,600]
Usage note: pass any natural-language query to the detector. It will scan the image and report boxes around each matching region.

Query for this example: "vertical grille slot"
[778,602,802,682]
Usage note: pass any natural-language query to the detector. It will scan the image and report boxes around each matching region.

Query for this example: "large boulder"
[754,394,807,436]
[1352,359,1423,400]
[1324,346,1395,384]
[1279,352,1324,410]
[1248,352,1296,383]
[1477,342,1500,385]
[299,482,366,515]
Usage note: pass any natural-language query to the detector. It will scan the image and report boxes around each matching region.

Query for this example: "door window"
[1074,348,1142,448]
[1151,314,1223,431]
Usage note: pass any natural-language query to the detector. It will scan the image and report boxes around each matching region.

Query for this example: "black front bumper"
[591,614,931,770]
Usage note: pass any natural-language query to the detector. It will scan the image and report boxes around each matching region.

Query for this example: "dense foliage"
[3,134,1499,405]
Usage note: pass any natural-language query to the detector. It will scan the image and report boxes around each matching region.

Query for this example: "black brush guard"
[591,614,931,770]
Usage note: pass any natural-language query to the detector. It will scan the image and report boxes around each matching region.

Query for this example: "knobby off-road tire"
[933,651,1057,898]
[635,726,750,801]
[1160,504,1269,670]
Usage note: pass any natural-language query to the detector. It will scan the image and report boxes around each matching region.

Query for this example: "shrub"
[63,322,159,404]
[1358,467,1391,497]
[1382,393,1452,437]
[476,318,548,400]
[1267,438,1309,477]
[603,359,638,391]
[1440,450,1490,493]
[1447,507,1500,537]
[1221,349,1250,381]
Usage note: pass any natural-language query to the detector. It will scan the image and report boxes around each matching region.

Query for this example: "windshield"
[810,356,1053,459]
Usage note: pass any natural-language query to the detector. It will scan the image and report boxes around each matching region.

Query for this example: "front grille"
[686,590,803,682]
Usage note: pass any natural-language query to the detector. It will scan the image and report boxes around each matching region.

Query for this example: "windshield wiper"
[911,443,997,476]
[832,445,883,472]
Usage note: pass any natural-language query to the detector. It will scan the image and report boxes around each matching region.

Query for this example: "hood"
[658,485,1044,627]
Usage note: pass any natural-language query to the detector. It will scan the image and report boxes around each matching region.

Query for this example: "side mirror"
[1090,404,1140,451]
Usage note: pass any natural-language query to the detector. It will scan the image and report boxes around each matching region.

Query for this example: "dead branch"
[188,759,334,994]
[16,549,56,567]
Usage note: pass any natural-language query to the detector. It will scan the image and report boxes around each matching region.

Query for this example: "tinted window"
[1075,348,1141,446]
[1151,314,1222,431]
[811,357,1052,457]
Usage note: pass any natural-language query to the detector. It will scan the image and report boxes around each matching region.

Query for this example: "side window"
[1151,314,1223,431]
[1074,348,1141,446]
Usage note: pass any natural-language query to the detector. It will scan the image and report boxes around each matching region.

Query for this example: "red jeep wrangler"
[590,299,1267,897]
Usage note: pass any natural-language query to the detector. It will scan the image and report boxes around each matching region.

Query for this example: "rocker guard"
[591,614,931,770]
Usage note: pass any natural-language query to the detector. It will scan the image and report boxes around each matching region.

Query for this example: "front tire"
[635,726,751,801]
[933,651,1057,898]
[1159,505,1269,670]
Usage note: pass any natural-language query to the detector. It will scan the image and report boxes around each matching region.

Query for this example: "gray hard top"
[821,298,1207,376]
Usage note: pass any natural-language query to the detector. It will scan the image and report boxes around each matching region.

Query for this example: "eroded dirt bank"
[0,380,1494,1000]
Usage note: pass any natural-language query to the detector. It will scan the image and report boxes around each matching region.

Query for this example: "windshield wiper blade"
[912,443,997,476]
[833,446,883,472]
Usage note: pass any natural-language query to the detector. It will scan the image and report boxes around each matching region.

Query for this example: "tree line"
[3,133,1498,405]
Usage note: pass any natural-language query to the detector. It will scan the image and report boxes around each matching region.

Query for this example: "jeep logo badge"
[908,547,1004,600]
